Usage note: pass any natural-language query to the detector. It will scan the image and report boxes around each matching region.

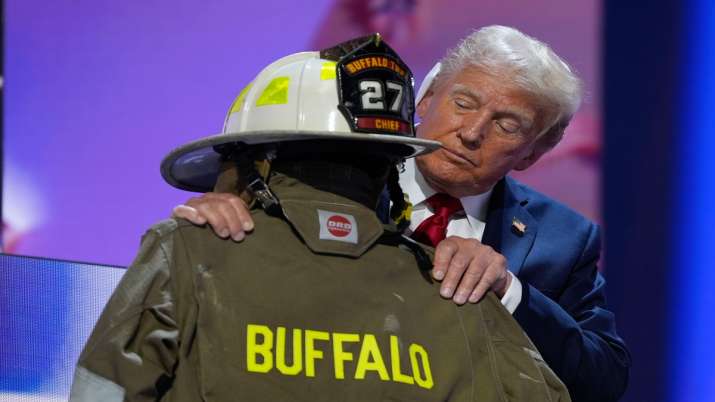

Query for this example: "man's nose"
[457,111,489,148]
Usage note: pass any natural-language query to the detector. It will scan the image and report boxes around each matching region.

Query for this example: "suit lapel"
[482,177,537,277]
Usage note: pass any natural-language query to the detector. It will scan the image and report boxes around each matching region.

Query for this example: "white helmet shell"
[161,40,440,192]
[222,52,357,138]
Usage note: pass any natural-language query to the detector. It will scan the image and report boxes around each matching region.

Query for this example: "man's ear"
[514,119,568,171]
[513,148,545,171]
[416,90,433,119]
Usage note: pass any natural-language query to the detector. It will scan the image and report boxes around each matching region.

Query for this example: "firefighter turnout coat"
[70,172,570,402]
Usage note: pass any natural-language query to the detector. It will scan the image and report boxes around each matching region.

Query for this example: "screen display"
[0,254,125,401]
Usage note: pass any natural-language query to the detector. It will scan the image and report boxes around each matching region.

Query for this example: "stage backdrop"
[3,0,601,267]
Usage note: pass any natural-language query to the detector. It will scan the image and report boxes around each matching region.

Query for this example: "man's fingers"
[432,236,509,304]
[172,205,207,224]
[439,248,472,299]
[193,202,231,239]
[181,193,251,241]
[184,195,206,208]
[213,194,250,241]
[453,259,487,305]
[432,238,459,280]
[214,200,246,241]
[468,258,505,303]
[227,196,254,232]
[218,199,246,241]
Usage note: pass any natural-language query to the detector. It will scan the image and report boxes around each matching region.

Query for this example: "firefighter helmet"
[161,34,440,192]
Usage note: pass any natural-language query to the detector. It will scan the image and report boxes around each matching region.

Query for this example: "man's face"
[415,66,555,197]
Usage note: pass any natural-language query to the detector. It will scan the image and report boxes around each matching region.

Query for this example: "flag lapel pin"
[511,217,527,236]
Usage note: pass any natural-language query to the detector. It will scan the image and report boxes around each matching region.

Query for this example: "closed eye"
[454,99,470,109]
[496,119,521,133]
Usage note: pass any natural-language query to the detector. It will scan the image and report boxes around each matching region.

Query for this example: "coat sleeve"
[513,223,631,402]
[69,227,179,402]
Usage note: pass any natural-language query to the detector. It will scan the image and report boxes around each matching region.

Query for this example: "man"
[173,26,631,401]
[71,35,570,401]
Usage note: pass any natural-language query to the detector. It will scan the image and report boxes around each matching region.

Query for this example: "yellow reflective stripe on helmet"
[256,77,290,106]
[320,61,337,80]
[229,82,254,114]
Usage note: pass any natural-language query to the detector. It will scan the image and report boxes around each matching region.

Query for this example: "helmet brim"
[160,130,441,192]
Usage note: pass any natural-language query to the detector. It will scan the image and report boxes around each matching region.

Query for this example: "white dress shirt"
[398,158,523,314]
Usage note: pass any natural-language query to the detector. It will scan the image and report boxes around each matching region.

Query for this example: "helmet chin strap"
[228,148,282,216]
[245,172,281,214]
[387,164,412,232]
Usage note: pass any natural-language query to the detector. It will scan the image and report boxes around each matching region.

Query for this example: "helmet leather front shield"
[331,36,416,138]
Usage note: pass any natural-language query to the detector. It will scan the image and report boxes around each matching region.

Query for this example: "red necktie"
[410,193,463,247]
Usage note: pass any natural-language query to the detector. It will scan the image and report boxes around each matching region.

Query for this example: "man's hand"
[432,236,512,305]
[172,192,254,241]
[173,194,509,305]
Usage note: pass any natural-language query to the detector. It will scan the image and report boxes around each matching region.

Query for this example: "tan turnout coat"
[70,173,570,402]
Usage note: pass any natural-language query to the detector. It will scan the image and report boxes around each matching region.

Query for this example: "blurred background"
[0,0,712,401]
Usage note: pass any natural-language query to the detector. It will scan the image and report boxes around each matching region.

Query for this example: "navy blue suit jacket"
[481,177,630,402]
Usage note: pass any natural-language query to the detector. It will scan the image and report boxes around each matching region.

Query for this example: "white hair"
[438,25,582,143]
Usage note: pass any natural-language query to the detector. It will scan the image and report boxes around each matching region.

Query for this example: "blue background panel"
[0,254,124,400]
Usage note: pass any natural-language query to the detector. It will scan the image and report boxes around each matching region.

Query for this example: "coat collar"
[269,172,385,258]
[481,176,537,276]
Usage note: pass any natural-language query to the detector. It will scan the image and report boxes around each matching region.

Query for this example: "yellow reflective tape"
[304,329,330,377]
[256,77,290,106]
[246,324,273,373]
[333,332,360,379]
[394,198,413,225]
[354,334,390,381]
[320,61,337,80]
[409,343,434,389]
[275,327,302,375]
[229,82,253,114]
[390,335,414,385]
